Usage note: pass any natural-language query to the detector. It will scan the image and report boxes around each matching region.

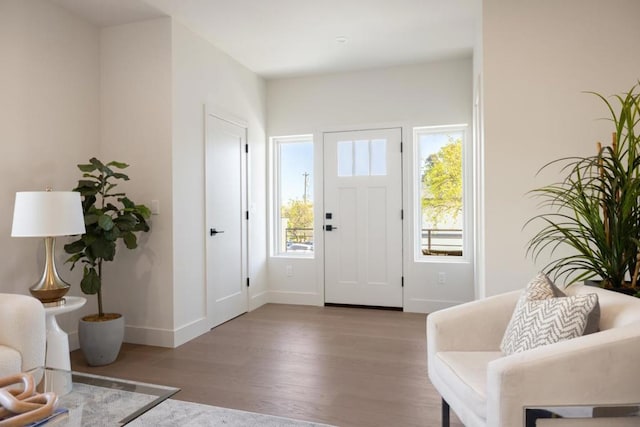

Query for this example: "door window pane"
[337,138,387,177]
[370,139,387,176]
[337,141,353,177]
[354,140,370,176]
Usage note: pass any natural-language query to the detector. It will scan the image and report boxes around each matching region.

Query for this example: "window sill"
[271,254,315,260]
[414,255,471,264]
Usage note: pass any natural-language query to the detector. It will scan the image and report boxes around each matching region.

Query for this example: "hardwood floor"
[70,304,463,427]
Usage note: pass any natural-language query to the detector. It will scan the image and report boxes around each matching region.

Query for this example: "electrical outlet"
[438,272,446,284]
[286,265,293,277]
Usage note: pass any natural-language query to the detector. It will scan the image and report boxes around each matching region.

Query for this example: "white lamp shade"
[11,191,86,237]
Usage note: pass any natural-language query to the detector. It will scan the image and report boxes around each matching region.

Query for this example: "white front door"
[323,128,403,307]
[205,113,248,328]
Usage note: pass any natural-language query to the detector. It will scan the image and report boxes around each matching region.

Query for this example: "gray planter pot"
[78,314,125,366]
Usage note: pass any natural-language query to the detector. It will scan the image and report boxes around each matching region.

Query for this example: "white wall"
[99,18,175,345]
[3,2,267,350]
[98,18,268,348]
[171,20,267,345]
[267,58,474,310]
[482,0,640,296]
[0,0,100,341]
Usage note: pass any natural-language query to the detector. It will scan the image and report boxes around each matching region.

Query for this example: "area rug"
[59,378,332,427]
[129,399,333,427]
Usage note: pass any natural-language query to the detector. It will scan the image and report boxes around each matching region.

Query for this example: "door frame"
[321,126,404,307]
[204,106,250,329]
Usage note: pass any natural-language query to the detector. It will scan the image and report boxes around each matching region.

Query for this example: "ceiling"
[50,0,478,80]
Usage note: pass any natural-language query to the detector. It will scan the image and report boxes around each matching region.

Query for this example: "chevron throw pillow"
[534,277,601,335]
[500,272,600,355]
[501,292,599,355]
[524,272,564,300]
[500,272,561,351]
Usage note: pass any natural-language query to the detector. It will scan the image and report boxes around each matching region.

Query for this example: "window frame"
[413,124,471,263]
[270,134,315,258]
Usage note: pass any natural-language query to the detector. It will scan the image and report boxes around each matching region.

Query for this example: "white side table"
[43,296,86,395]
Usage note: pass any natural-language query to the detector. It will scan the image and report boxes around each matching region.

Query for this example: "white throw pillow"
[500,272,559,351]
[501,293,598,355]
[500,272,599,355]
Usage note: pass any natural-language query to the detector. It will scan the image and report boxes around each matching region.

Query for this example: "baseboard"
[124,316,208,348]
[124,324,176,348]
[403,297,467,314]
[172,316,209,347]
[249,290,269,311]
[266,290,323,306]
[68,318,208,351]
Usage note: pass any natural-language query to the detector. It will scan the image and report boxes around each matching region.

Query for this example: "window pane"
[337,141,353,177]
[370,139,387,176]
[417,129,464,257]
[354,139,370,176]
[276,137,314,255]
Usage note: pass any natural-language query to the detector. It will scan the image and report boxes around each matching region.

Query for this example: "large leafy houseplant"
[525,83,640,295]
[64,158,151,318]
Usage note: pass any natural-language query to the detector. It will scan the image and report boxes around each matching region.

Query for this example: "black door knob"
[210,228,225,236]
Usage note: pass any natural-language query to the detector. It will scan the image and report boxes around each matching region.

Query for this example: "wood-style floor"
[70,304,463,427]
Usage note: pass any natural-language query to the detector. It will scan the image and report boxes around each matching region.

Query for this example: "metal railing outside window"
[285,227,314,252]
[421,228,462,256]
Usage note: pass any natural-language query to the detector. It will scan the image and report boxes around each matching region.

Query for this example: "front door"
[205,113,248,328]
[323,128,403,307]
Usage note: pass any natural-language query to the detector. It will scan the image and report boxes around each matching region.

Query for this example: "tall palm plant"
[525,83,640,293]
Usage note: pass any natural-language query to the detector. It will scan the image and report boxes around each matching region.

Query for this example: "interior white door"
[323,128,403,307]
[205,113,248,328]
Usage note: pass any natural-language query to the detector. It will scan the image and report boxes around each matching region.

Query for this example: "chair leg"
[442,398,450,427]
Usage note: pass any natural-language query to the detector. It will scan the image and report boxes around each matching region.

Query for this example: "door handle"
[324,225,338,231]
[210,228,225,236]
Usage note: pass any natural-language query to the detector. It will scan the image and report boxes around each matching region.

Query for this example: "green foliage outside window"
[421,138,462,226]
[281,199,313,243]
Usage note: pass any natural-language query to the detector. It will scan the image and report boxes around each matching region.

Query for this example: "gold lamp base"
[30,237,70,305]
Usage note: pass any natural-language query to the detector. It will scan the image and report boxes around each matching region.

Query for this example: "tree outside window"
[417,128,465,257]
[422,137,462,226]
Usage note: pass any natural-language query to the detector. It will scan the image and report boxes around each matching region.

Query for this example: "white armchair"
[427,284,640,427]
[0,294,46,378]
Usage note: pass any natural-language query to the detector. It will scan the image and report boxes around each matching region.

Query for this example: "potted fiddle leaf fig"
[64,158,151,365]
[525,83,640,296]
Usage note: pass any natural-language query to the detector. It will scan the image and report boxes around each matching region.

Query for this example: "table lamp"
[11,190,86,305]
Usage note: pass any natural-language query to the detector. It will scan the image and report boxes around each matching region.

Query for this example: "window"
[414,125,467,258]
[271,135,314,256]
[337,139,387,177]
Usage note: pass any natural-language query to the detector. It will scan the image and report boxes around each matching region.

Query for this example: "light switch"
[151,199,160,215]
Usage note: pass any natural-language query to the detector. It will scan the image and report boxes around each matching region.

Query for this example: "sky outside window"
[280,140,313,203]
[419,132,462,161]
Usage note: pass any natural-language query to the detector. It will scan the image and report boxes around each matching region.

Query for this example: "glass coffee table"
[525,403,640,426]
[37,369,180,426]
